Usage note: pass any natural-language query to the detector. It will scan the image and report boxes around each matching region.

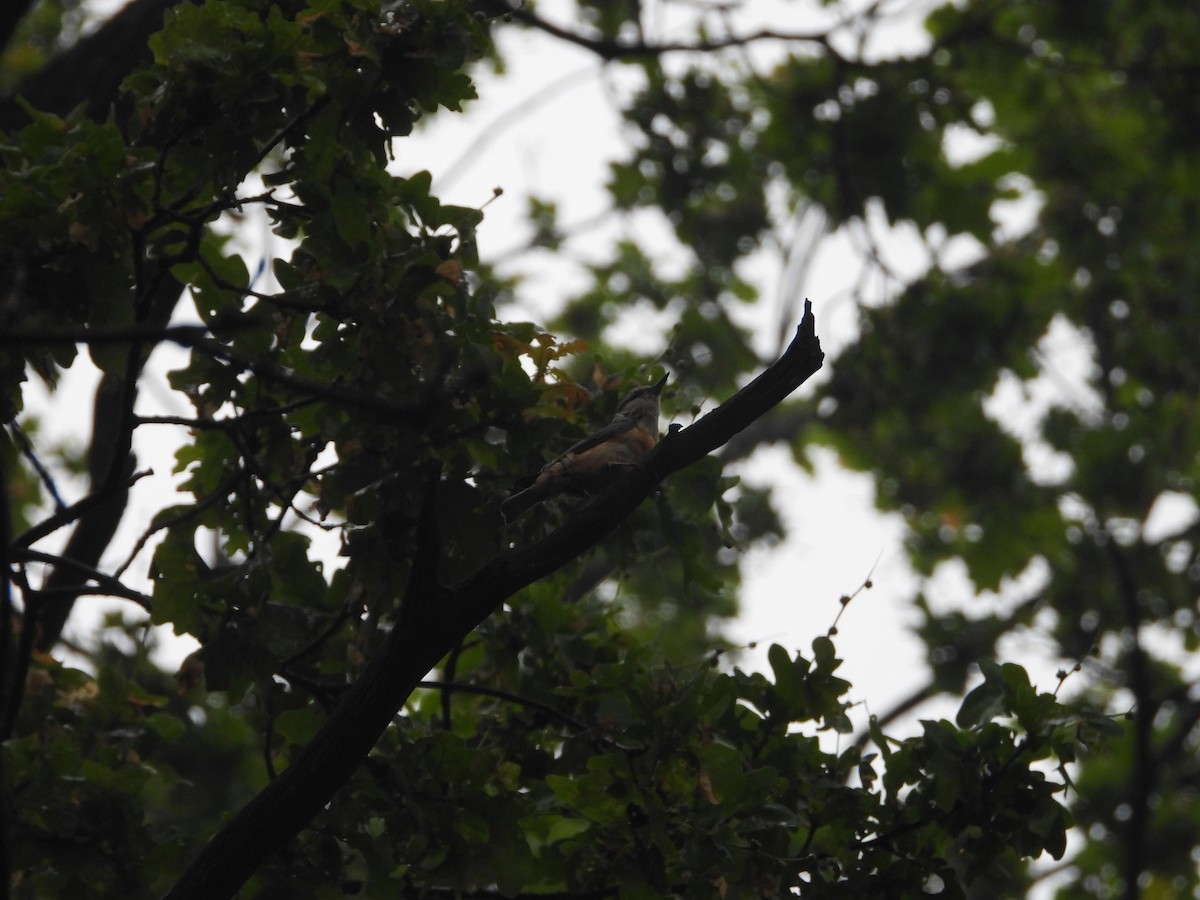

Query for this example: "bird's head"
[614,372,668,422]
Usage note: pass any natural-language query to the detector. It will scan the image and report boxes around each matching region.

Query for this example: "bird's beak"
[651,372,669,394]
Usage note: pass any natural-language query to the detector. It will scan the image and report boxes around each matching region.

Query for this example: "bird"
[501,373,668,523]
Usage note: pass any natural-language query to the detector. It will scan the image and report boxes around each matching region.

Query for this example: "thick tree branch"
[164,301,823,900]
[0,0,181,130]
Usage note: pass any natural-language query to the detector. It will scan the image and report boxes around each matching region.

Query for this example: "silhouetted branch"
[112,468,245,579]
[479,0,836,62]
[163,302,823,900]
[416,680,589,734]
[0,0,181,130]
[8,423,67,511]
[10,548,151,609]
[10,467,150,554]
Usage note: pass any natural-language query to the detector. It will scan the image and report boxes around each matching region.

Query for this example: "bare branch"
[11,467,151,552]
[112,468,245,579]
[416,680,589,734]
[135,398,319,431]
[10,548,151,609]
[481,1,835,61]
[7,422,67,512]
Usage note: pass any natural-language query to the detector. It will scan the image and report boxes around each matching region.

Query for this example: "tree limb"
[164,301,823,899]
[473,0,835,62]
[9,548,151,610]
[0,0,181,130]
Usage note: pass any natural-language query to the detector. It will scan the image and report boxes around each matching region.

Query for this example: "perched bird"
[501,373,668,523]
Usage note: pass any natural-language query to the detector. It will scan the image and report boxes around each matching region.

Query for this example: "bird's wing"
[508,419,636,488]
[550,417,636,461]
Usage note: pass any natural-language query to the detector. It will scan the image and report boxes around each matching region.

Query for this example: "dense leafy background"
[1,0,1196,897]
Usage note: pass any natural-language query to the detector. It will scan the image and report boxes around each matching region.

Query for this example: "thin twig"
[9,548,151,609]
[11,468,151,552]
[503,4,835,61]
[112,468,244,579]
[135,397,320,430]
[8,422,67,511]
[416,680,589,734]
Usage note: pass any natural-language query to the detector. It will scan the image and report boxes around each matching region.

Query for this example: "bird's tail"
[500,485,544,523]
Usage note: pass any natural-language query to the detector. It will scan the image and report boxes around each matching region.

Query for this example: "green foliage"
[4,616,266,899]
[262,622,1085,897]
[613,66,773,267]
[794,2,1200,894]
[4,0,1195,897]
